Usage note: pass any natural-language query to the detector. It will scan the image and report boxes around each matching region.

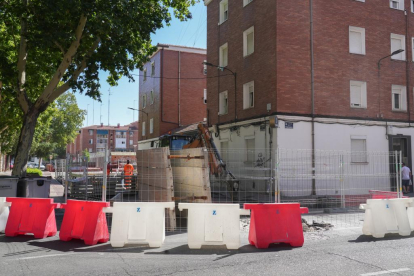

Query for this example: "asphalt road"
[1,224,414,276]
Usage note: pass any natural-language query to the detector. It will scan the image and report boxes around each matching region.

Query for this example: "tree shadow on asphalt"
[348,232,414,243]
[145,243,294,261]
[25,239,152,254]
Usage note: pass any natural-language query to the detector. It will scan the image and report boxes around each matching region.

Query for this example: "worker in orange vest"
[123,160,134,189]
[107,162,111,176]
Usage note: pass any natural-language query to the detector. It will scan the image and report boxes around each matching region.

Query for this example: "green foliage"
[30,93,86,159]
[0,0,197,101]
[82,149,90,162]
[1,0,197,177]
[26,168,43,176]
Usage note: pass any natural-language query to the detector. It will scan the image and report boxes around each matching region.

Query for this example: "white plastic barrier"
[360,198,413,238]
[0,197,11,233]
[178,203,249,250]
[103,202,175,248]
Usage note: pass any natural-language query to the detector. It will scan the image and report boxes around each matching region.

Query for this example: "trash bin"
[178,203,248,250]
[103,202,175,248]
[0,176,19,197]
[17,177,52,198]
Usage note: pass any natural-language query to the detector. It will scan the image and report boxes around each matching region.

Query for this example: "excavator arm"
[183,124,237,180]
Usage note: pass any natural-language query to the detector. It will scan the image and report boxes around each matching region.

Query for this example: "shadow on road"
[349,233,414,243]
[145,243,294,261]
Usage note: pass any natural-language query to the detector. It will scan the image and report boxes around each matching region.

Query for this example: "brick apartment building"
[138,45,207,149]
[205,0,414,170]
[66,122,139,157]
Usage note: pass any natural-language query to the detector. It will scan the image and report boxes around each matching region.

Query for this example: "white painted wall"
[212,117,414,199]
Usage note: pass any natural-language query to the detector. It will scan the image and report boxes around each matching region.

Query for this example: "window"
[246,138,255,163]
[150,91,154,104]
[219,0,228,24]
[88,129,94,135]
[391,33,406,60]
[219,91,228,115]
[219,43,228,67]
[151,62,155,76]
[130,140,133,146]
[350,80,367,108]
[203,60,207,75]
[392,85,407,111]
[390,0,404,10]
[351,137,367,163]
[142,122,146,136]
[412,0,414,12]
[412,37,414,61]
[142,94,147,108]
[130,131,133,137]
[243,81,254,109]
[243,26,254,57]
[89,148,93,153]
[349,26,365,55]
[243,0,253,6]
[143,68,147,81]
[203,89,207,104]
[89,139,93,145]
[150,118,154,134]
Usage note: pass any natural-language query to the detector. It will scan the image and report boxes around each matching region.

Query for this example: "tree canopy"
[0,0,197,176]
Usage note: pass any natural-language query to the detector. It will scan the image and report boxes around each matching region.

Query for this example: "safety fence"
[55,148,405,231]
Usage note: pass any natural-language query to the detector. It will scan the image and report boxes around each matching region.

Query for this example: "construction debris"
[302,218,333,232]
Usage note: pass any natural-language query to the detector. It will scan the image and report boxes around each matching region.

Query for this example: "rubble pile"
[302,218,333,232]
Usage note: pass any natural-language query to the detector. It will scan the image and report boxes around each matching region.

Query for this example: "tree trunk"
[12,109,40,177]
[38,157,42,169]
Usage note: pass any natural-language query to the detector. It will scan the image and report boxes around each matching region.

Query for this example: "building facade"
[138,45,207,149]
[205,0,414,171]
[66,122,139,157]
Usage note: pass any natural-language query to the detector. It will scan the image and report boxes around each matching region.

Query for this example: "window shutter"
[402,86,407,111]
[350,83,361,106]
[247,32,254,55]
[361,83,367,108]
[349,31,362,54]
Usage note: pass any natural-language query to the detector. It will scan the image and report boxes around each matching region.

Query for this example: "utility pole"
[100,103,103,124]
[93,101,95,125]
[108,88,111,126]
[87,104,90,126]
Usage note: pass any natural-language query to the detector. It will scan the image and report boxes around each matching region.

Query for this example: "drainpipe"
[405,9,411,126]
[178,51,181,126]
[310,0,316,196]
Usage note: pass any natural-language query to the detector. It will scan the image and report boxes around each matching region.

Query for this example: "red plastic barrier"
[244,203,309,249]
[59,200,110,245]
[5,198,60,239]
[369,190,408,199]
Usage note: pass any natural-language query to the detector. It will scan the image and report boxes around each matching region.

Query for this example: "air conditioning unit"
[351,103,361,107]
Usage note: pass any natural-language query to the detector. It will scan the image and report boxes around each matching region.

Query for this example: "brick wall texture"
[138,49,207,141]
[206,0,414,125]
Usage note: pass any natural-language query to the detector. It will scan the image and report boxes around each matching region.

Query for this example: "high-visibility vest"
[124,164,133,176]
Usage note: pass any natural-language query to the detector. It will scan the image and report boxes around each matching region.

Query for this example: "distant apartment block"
[66,122,138,156]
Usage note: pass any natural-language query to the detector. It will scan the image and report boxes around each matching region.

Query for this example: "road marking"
[360,268,411,276]
[11,253,77,261]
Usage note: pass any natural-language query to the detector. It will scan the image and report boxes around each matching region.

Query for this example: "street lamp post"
[203,62,237,121]
[377,49,405,117]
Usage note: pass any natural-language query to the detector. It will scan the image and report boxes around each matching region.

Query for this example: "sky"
[75,2,207,127]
